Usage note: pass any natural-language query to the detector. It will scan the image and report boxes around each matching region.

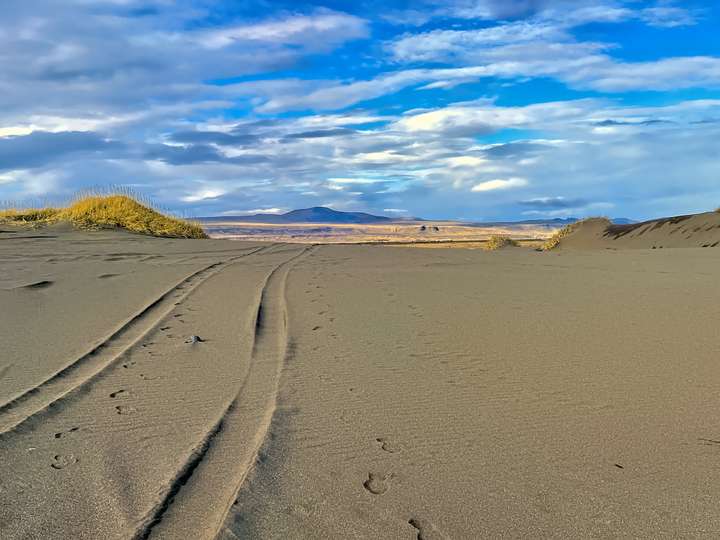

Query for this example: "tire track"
[0,244,276,435]
[133,246,314,540]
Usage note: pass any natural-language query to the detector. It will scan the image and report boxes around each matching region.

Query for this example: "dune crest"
[546,211,720,250]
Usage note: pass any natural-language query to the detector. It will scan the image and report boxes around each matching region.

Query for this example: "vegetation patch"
[0,195,207,239]
[485,235,519,250]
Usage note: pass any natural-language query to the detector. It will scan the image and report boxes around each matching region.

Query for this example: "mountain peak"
[201,206,393,224]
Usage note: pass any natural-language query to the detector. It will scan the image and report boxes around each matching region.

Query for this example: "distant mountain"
[200,206,393,224]
[199,209,637,227]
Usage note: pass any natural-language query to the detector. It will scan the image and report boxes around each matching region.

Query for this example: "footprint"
[98,273,120,279]
[408,518,446,540]
[54,427,80,439]
[312,326,321,331]
[115,405,137,415]
[16,280,54,290]
[51,454,78,470]
[109,389,126,398]
[363,472,393,495]
[122,361,137,369]
[376,437,402,453]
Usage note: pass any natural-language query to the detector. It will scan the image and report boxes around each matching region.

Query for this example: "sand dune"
[3,225,720,538]
[555,211,720,250]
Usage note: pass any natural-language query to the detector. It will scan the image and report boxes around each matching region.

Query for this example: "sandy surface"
[2,225,720,538]
[559,212,720,250]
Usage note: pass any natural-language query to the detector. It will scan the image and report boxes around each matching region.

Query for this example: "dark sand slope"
[558,211,720,250]
[3,227,720,538]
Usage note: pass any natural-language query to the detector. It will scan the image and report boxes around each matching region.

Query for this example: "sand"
[2,224,720,538]
[558,212,720,250]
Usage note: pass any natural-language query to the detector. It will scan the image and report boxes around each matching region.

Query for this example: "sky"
[1,0,719,221]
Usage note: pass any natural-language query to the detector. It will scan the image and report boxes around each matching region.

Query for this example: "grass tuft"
[0,195,207,239]
[485,235,519,250]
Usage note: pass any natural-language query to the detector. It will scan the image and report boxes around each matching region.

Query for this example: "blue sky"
[1,0,719,221]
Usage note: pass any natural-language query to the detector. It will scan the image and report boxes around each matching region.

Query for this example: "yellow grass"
[485,235,519,250]
[0,195,207,239]
[0,208,60,223]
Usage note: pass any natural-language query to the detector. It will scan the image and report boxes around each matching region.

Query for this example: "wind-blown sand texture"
[2,223,720,538]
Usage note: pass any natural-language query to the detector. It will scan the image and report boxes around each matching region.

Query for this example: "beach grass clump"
[0,194,207,239]
[541,222,579,251]
[485,235,519,250]
[0,208,60,223]
[60,195,207,238]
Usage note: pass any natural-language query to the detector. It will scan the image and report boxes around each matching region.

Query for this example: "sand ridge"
[556,211,720,250]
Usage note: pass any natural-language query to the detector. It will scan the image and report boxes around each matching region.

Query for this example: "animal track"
[409,517,446,540]
[54,427,79,439]
[376,437,402,453]
[699,438,720,446]
[51,454,78,470]
[363,472,393,495]
[115,405,137,415]
[109,389,126,398]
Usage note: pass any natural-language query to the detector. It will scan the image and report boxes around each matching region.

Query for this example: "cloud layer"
[0,0,718,220]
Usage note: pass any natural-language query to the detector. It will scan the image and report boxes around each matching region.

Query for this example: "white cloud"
[182,188,227,202]
[472,177,529,192]
[446,156,487,167]
[328,177,387,184]
[395,100,597,136]
[640,6,698,28]
[566,56,720,92]
[196,9,369,50]
[222,207,284,215]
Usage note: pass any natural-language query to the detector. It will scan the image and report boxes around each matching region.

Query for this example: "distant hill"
[468,217,634,227]
[470,218,578,227]
[200,206,393,224]
[199,208,636,227]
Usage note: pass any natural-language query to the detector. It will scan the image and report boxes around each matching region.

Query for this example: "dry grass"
[485,235,519,250]
[0,195,207,239]
[0,208,60,223]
